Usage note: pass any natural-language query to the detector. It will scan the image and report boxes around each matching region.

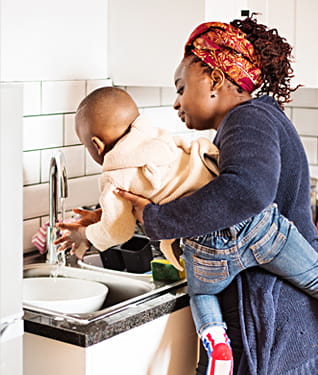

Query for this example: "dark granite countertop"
[24,283,189,347]
[23,253,190,348]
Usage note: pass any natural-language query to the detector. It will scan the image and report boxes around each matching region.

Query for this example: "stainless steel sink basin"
[23,262,186,325]
[77,252,152,279]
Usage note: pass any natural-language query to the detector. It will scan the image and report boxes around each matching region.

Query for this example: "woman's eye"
[176,86,184,95]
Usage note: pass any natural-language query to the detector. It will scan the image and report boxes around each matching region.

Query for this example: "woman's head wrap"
[185,22,263,93]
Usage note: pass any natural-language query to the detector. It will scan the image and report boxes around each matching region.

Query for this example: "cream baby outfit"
[85,114,219,270]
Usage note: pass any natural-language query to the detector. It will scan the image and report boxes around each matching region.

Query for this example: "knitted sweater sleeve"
[143,105,281,240]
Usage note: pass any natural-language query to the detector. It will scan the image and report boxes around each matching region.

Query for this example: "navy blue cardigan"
[144,95,318,374]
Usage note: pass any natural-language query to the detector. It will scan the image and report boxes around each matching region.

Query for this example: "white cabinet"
[108,0,204,87]
[247,0,318,88]
[205,0,249,23]
[24,307,198,375]
[247,0,295,45]
[0,0,108,81]
[294,1,318,88]
[108,0,248,87]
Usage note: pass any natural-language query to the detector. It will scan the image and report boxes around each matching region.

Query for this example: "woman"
[116,16,318,374]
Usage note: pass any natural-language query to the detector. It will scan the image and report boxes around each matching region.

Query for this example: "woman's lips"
[179,112,185,122]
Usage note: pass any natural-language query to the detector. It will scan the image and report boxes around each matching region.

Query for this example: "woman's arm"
[142,106,282,240]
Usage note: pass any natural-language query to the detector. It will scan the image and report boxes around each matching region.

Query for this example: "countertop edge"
[24,285,190,347]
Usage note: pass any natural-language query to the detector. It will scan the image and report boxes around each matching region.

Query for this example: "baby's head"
[75,87,139,165]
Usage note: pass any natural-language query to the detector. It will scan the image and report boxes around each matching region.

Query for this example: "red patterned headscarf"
[185,22,263,93]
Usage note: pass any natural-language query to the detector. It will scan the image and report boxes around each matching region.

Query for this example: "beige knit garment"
[85,115,219,271]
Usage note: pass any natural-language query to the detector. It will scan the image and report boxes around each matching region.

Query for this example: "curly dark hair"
[230,14,301,107]
[185,15,300,108]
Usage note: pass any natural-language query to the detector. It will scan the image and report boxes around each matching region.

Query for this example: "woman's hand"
[114,188,151,224]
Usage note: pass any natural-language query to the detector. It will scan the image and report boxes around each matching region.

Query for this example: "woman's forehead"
[175,56,197,81]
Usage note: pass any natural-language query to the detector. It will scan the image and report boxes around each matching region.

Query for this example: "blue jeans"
[181,203,318,335]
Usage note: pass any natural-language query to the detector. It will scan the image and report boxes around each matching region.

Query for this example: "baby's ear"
[91,136,105,155]
[142,163,161,189]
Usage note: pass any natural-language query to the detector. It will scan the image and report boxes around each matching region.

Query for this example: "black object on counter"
[99,247,125,271]
[120,235,153,273]
[99,235,153,273]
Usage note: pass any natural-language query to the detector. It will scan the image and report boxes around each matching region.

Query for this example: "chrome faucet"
[46,151,68,264]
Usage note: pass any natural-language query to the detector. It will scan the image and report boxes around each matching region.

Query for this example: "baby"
[55,86,219,270]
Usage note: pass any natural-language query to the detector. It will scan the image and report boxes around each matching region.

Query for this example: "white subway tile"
[62,146,85,178]
[42,80,86,114]
[142,106,187,133]
[23,115,63,151]
[23,150,41,185]
[85,149,102,175]
[23,183,49,219]
[309,165,318,179]
[41,148,59,183]
[290,88,318,107]
[64,114,80,146]
[86,79,112,95]
[65,175,100,211]
[41,146,85,182]
[23,218,41,252]
[23,175,100,220]
[126,87,161,107]
[161,87,176,106]
[301,136,318,164]
[284,107,292,121]
[23,82,41,116]
[293,108,318,136]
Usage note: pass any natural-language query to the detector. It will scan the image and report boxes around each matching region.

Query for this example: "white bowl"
[23,277,108,314]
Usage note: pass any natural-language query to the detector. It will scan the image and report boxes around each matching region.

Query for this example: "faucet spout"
[47,151,68,264]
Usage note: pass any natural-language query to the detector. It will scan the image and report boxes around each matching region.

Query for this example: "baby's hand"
[72,208,102,226]
[70,241,90,260]
[54,224,90,260]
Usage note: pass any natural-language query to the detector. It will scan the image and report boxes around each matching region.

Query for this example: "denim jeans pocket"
[249,222,286,264]
[193,255,229,283]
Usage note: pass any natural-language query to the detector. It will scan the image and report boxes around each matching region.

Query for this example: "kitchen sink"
[23,262,186,325]
[77,252,152,279]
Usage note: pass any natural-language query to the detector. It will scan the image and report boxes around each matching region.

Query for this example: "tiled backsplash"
[20,81,318,253]
[21,79,213,253]
[286,88,318,178]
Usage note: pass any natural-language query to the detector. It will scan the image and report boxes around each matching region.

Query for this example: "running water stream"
[50,197,67,278]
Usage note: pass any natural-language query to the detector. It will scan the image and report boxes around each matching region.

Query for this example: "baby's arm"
[85,179,137,251]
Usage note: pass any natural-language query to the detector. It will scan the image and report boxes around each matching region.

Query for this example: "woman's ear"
[210,68,225,91]
[91,136,105,155]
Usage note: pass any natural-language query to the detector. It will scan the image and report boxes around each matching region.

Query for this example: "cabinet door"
[0,0,108,81]
[88,307,198,375]
[294,0,318,87]
[247,0,295,45]
[247,0,318,88]
[108,0,205,87]
[247,0,296,86]
[205,0,249,23]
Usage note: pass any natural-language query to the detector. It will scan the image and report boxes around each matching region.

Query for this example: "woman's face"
[173,56,224,131]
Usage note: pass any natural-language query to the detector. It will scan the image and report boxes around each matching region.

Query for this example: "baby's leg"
[261,217,318,298]
[190,294,233,375]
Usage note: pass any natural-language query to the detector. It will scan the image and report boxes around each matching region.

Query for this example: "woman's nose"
[173,97,180,110]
